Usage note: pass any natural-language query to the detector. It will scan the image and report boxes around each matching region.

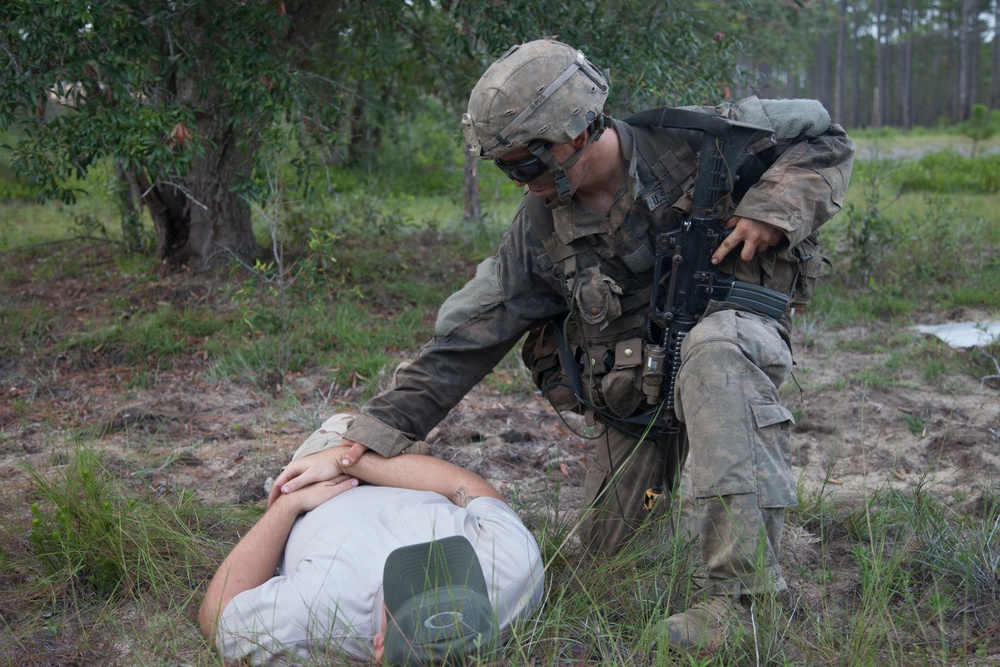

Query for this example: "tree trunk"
[140,62,263,271]
[347,84,368,167]
[833,0,847,123]
[969,0,981,113]
[874,0,885,128]
[183,119,262,270]
[114,163,144,253]
[852,9,861,126]
[957,0,976,120]
[814,4,830,105]
[138,0,342,271]
[139,176,190,263]
[898,0,913,129]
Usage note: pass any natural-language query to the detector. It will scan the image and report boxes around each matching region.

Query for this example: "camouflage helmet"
[462,38,609,159]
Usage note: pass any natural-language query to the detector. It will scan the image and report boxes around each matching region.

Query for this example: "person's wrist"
[270,491,308,517]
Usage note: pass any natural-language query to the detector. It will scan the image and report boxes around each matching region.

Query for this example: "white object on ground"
[911,321,1000,349]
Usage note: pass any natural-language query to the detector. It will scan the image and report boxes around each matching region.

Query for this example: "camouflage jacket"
[344,103,855,457]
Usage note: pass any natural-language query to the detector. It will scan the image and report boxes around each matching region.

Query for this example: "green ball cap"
[382,536,499,666]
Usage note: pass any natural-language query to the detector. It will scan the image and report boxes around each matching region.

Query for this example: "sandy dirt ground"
[1,255,999,663]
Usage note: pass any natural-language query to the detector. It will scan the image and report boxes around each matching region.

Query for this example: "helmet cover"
[462,38,609,159]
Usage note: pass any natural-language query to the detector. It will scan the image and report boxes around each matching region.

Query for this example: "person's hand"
[338,438,369,469]
[711,216,784,264]
[275,476,360,515]
[269,447,347,507]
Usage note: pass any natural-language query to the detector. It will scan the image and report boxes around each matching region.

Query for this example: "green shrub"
[895,150,1000,194]
[961,103,995,156]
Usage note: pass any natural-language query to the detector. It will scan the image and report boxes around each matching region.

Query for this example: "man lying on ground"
[199,413,544,665]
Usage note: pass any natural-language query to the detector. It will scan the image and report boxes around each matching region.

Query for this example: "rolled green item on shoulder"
[736,95,831,139]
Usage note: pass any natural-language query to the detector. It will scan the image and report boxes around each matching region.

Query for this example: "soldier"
[274,38,854,650]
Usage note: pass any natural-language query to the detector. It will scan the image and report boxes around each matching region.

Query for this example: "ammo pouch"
[600,337,645,418]
[788,234,828,308]
[521,323,581,413]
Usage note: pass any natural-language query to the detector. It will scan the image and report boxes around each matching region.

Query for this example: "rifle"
[625,108,791,509]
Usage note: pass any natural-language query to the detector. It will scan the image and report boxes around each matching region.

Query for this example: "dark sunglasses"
[494,143,551,183]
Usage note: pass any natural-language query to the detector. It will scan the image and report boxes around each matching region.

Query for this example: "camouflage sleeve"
[733,123,855,247]
[343,202,567,458]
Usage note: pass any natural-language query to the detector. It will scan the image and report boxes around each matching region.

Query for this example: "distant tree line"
[737,0,998,128]
[2,1,992,269]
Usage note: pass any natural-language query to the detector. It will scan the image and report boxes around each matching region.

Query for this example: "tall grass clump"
[506,510,702,666]
[894,149,1000,194]
[0,445,261,664]
[15,447,254,603]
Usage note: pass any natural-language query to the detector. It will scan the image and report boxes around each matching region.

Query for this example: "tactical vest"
[520,115,825,428]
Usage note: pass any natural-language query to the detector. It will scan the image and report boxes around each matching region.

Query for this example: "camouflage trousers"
[580,308,796,595]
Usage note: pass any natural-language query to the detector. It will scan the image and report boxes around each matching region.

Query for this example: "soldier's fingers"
[339,440,369,468]
[712,232,740,264]
[741,238,761,262]
[270,462,302,495]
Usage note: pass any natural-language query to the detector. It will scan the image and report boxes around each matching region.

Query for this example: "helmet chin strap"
[530,118,606,208]
[530,144,583,208]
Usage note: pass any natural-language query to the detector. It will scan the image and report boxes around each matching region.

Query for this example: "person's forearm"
[350,344,514,457]
[733,125,855,243]
[198,499,300,642]
[345,449,504,505]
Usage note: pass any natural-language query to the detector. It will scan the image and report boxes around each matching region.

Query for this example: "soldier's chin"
[541,187,575,209]
[524,186,556,206]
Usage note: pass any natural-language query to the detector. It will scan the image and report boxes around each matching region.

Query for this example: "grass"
[1,445,256,665]
[2,128,1000,664]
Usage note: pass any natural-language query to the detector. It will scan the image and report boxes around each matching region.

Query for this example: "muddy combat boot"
[656,595,744,650]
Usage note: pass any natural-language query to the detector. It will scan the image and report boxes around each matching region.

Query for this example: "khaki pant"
[579,308,795,594]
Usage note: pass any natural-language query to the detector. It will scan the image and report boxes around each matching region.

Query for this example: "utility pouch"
[600,337,645,418]
[574,266,623,329]
[521,323,581,413]
[790,235,828,308]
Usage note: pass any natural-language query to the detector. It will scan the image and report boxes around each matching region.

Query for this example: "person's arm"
[199,476,359,645]
[710,124,854,265]
[270,446,504,507]
[337,207,567,464]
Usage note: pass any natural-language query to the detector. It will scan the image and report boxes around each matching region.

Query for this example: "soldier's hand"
[712,216,783,264]
[338,438,368,469]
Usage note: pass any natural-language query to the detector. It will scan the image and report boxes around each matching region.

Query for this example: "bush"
[895,149,1000,194]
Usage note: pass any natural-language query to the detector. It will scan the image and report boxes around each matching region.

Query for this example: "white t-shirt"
[216,485,544,665]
